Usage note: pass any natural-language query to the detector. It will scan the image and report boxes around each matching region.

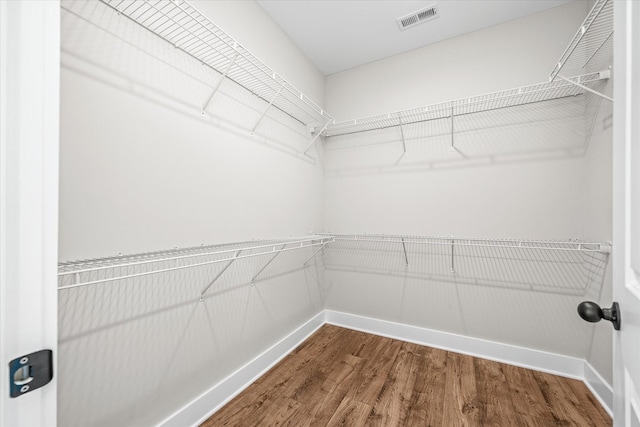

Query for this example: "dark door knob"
[577,301,620,330]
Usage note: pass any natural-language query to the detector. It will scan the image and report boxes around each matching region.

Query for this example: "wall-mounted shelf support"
[252,85,284,135]
[303,241,329,266]
[556,73,613,102]
[201,50,239,116]
[399,117,407,156]
[401,238,409,268]
[304,119,331,154]
[582,31,613,70]
[200,250,242,301]
[548,0,613,102]
[451,238,455,273]
[450,108,455,151]
[250,244,286,285]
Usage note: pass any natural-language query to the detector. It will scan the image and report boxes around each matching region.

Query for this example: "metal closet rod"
[58,236,334,291]
[98,0,334,126]
[317,233,611,253]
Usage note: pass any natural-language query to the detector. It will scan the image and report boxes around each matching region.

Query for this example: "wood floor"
[202,325,611,427]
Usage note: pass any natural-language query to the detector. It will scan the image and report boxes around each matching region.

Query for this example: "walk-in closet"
[3,0,640,426]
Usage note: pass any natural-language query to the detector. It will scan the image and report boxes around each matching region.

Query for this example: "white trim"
[0,1,59,425]
[584,361,614,417]
[324,310,585,379]
[157,311,325,427]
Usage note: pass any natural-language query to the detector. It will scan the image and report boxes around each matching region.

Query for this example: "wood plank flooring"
[202,325,611,426]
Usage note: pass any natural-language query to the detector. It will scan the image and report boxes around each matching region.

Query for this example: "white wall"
[59,0,326,261]
[324,1,589,239]
[58,0,614,424]
[322,0,613,377]
[324,1,588,120]
[58,1,325,426]
[191,1,324,105]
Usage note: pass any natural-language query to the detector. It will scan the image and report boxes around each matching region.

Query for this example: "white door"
[0,1,60,426]
[613,1,640,426]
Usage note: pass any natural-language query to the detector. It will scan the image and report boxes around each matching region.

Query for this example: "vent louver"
[397,5,439,31]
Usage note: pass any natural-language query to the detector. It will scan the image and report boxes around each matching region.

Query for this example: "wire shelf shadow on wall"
[320,0,614,172]
[97,0,333,151]
[57,236,333,353]
[321,72,609,174]
[61,0,332,158]
[57,235,332,427]
[58,236,333,293]
[317,234,610,297]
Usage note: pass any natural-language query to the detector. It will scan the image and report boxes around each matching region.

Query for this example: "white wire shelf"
[58,235,334,292]
[549,0,613,82]
[318,233,611,296]
[319,233,611,253]
[99,0,334,128]
[318,71,609,138]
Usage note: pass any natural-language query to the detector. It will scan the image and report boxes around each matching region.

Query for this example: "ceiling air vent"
[397,4,439,31]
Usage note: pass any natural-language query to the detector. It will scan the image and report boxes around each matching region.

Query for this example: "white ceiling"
[257,0,574,75]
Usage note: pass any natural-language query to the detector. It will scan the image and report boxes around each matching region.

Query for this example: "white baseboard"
[157,311,325,427]
[583,360,613,417]
[325,310,585,379]
[158,309,612,425]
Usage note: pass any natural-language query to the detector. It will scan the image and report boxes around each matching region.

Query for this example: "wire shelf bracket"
[556,71,612,102]
[304,119,332,155]
[450,237,455,273]
[303,241,330,266]
[398,117,407,156]
[200,249,242,301]
[252,84,284,135]
[401,238,409,268]
[201,49,239,117]
[250,244,286,285]
[449,108,455,152]
[549,0,613,102]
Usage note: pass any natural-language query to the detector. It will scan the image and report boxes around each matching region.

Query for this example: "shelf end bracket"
[556,73,613,103]
[251,84,284,134]
[304,119,331,154]
[200,249,242,301]
[250,244,286,285]
[401,238,409,269]
[399,117,407,156]
[201,51,239,117]
[303,240,330,266]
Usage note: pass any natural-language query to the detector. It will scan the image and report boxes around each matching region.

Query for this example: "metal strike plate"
[8,350,53,398]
